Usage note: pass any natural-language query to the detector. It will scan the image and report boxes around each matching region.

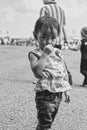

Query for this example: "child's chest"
[46,50,64,69]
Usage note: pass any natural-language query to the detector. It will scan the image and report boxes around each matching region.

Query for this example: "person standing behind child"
[28,16,71,130]
[40,0,68,44]
[68,27,87,87]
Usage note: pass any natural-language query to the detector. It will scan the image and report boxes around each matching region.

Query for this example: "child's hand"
[64,91,70,103]
[43,44,54,55]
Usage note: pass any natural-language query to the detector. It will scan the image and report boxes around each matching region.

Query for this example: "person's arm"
[62,10,68,44]
[29,44,54,76]
[62,25,68,43]
[68,40,81,51]
[40,7,47,17]
[29,52,48,76]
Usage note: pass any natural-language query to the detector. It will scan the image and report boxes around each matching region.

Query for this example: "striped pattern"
[40,4,66,29]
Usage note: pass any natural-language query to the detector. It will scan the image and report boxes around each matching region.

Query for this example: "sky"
[0,0,87,38]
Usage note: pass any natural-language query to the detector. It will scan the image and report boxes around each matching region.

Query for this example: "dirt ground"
[0,45,87,130]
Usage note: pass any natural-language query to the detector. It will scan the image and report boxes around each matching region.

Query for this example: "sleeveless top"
[29,47,71,93]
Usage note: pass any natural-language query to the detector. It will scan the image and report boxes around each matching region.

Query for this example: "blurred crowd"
[0,36,37,46]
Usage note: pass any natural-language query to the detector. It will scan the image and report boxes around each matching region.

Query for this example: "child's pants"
[35,90,62,130]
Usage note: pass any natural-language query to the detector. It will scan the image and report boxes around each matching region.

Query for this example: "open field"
[0,46,87,130]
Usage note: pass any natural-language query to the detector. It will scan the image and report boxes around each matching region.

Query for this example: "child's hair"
[81,27,87,39]
[33,16,60,40]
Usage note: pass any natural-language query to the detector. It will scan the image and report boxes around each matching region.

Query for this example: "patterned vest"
[29,47,71,93]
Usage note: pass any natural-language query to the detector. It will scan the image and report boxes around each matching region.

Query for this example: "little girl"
[28,16,71,130]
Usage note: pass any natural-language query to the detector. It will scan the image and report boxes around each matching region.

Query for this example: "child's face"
[37,27,58,50]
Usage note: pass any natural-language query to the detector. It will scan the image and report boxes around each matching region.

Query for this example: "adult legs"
[83,75,87,86]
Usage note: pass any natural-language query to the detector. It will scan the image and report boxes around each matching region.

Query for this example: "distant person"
[40,0,68,44]
[68,27,87,87]
[28,16,71,130]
